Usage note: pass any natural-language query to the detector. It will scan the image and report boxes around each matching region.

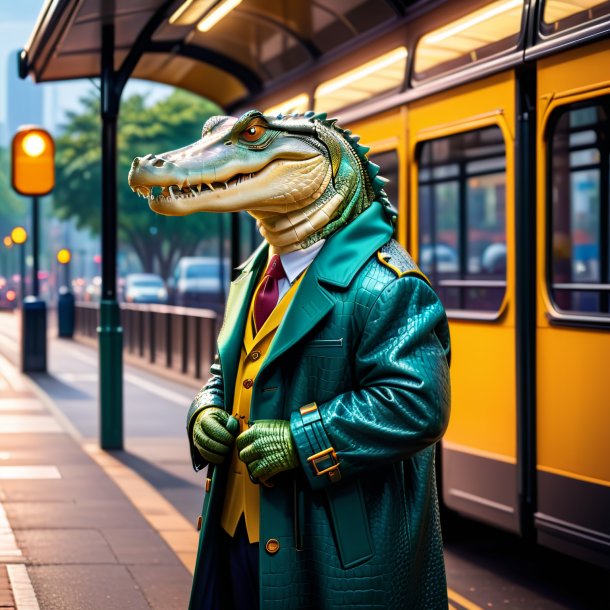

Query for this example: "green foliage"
[54,88,224,278]
[0,147,29,240]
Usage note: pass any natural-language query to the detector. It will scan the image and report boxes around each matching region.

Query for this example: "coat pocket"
[301,338,344,357]
[325,479,375,569]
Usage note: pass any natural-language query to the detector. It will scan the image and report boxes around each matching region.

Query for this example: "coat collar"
[260,201,393,376]
[217,201,394,404]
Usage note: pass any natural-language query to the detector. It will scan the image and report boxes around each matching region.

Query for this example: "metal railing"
[75,302,220,381]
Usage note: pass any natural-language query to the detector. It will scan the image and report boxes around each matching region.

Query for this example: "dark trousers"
[220,518,260,610]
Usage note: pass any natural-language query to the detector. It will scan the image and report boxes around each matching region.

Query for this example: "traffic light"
[11,126,55,196]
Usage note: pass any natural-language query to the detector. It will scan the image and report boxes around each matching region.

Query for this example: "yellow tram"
[247,0,610,568]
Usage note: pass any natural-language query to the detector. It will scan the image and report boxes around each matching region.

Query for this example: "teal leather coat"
[187,201,451,609]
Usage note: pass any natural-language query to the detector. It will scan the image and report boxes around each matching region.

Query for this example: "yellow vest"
[220,272,304,543]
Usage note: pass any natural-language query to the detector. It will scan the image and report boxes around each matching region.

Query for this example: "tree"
[0,147,29,239]
[54,88,224,279]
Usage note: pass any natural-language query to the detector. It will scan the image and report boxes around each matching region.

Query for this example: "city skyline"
[0,1,174,144]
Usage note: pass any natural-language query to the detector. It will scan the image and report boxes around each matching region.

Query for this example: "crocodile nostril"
[153,159,165,168]
[132,157,141,168]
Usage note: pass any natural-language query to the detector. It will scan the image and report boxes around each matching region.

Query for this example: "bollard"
[57,287,75,338]
[21,297,47,372]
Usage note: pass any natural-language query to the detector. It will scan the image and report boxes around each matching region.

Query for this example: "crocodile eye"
[241,125,266,142]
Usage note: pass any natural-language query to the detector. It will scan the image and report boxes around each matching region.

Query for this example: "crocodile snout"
[128,154,190,191]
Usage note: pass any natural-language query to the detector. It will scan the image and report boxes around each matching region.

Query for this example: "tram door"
[536,41,610,567]
[349,108,408,244]
[408,72,520,532]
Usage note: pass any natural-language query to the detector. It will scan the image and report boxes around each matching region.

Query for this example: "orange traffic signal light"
[11,126,55,196]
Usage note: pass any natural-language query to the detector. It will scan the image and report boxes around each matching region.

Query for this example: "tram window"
[541,0,610,36]
[369,150,399,215]
[548,102,610,316]
[418,127,506,313]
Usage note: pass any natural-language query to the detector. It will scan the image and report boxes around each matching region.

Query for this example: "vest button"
[243,379,254,389]
[250,351,261,361]
[265,538,280,554]
[196,515,203,531]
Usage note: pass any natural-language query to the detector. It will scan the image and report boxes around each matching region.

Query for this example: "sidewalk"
[0,348,196,609]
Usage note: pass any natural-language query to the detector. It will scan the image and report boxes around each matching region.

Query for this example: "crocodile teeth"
[206,183,214,192]
[169,186,178,201]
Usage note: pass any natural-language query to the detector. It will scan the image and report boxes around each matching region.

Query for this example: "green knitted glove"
[236,419,299,483]
[193,407,239,464]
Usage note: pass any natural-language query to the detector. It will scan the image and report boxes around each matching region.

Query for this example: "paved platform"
[0,347,194,609]
[0,310,608,610]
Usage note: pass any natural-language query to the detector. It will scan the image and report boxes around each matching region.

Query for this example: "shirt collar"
[280,239,325,284]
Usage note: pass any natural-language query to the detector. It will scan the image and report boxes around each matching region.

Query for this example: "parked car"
[84,276,102,302]
[418,244,459,275]
[124,273,168,304]
[170,257,229,309]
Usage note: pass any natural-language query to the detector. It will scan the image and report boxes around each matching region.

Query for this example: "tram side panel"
[408,72,519,533]
[536,40,610,569]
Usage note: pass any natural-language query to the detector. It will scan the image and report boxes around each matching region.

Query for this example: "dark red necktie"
[254,254,286,332]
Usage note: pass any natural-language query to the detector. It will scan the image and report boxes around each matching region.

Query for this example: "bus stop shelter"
[19,0,417,449]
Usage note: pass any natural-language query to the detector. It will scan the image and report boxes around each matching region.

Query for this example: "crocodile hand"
[236,419,298,483]
[193,407,239,464]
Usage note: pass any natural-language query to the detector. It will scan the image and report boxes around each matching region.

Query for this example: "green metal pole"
[99,23,123,449]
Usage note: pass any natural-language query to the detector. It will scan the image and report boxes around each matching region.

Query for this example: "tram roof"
[20,0,423,110]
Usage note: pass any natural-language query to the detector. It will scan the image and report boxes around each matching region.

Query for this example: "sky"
[0,1,173,137]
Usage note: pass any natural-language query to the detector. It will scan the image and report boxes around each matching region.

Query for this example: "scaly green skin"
[192,408,239,464]
[236,420,299,483]
[127,109,394,253]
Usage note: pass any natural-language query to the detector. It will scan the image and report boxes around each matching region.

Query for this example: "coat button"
[265,538,280,554]
[196,516,202,531]
[243,379,254,389]
[205,477,211,492]
[250,351,261,361]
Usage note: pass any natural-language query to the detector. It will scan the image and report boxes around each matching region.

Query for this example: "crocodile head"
[128,109,391,252]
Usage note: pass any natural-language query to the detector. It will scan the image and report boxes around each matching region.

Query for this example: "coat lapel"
[217,242,268,411]
[260,201,394,377]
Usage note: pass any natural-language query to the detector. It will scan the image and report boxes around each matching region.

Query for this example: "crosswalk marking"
[0,399,44,412]
[0,466,61,480]
[0,415,63,434]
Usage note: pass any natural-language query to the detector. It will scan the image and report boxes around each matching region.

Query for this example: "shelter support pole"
[99,23,123,449]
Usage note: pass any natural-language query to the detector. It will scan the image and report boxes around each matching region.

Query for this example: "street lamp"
[56,248,74,338]
[11,126,54,373]
[10,226,27,304]
[57,248,72,284]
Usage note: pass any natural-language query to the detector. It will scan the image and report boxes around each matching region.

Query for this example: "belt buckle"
[307,447,340,477]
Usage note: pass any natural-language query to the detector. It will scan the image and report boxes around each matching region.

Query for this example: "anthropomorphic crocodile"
[128,110,394,252]
[127,110,450,610]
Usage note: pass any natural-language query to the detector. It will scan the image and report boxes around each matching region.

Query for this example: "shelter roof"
[22,0,415,110]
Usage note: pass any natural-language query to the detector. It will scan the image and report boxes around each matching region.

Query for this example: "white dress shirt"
[277,239,325,300]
